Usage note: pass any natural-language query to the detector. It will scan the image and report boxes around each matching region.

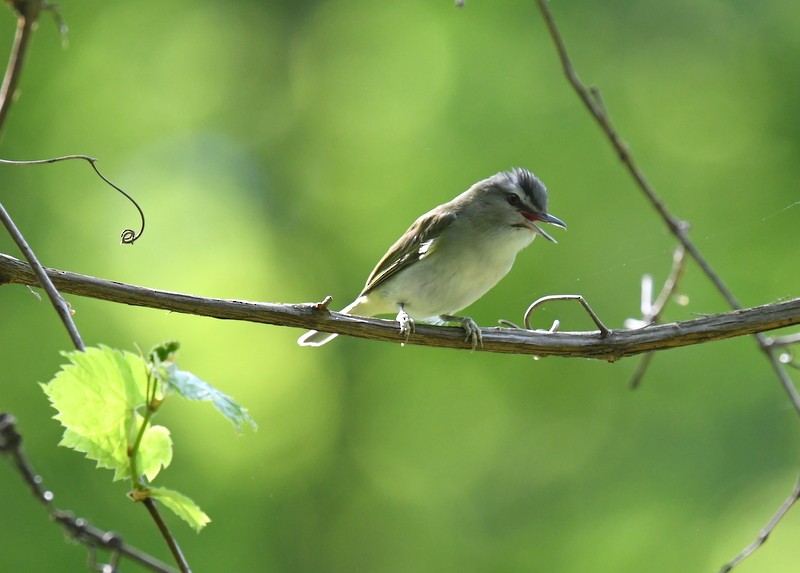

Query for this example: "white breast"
[364,225,536,320]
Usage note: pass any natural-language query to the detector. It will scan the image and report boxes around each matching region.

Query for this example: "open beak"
[523,212,567,243]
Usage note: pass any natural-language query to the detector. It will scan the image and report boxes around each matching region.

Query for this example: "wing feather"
[360,210,457,296]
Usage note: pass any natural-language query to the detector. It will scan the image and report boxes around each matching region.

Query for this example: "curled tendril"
[0,155,145,244]
[523,294,610,336]
[120,228,137,244]
[83,158,145,244]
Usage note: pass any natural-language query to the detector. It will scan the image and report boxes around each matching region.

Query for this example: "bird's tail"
[297,329,338,347]
[297,298,364,347]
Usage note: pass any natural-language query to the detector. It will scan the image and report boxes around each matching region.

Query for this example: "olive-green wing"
[360,210,457,296]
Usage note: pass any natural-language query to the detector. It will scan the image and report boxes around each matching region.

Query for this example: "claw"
[396,305,415,343]
[440,315,483,351]
[464,318,483,350]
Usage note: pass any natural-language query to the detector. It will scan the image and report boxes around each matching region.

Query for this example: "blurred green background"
[2,1,799,571]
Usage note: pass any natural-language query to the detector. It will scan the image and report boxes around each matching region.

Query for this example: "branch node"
[102,531,123,549]
[589,86,607,117]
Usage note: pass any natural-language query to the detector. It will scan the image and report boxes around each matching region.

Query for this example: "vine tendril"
[0,155,145,244]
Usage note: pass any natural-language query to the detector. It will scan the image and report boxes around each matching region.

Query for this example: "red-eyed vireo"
[298,167,566,347]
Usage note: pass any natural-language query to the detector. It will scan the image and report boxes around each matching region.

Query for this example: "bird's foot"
[440,314,483,350]
[396,306,415,343]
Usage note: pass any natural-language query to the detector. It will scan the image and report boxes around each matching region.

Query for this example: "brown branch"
[1,252,798,359]
[0,413,178,573]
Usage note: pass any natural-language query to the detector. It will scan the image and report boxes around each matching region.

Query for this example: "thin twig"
[0,413,178,573]
[627,352,656,390]
[523,294,610,336]
[533,0,800,415]
[0,0,41,130]
[0,203,84,349]
[535,0,734,304]
[764,332,800,370]
[718,475,800,573]
[628,246,687,388]
[143,498,191,573]
[647,246,687,324]
[765,332,800,348]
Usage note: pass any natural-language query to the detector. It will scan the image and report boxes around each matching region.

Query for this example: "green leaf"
[149,340,181,363]
[41,346,173,481]
[148,486,211,532]
[138,423,173,481]
[161,364,257,433]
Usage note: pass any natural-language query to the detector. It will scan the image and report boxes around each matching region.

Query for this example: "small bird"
[298,167,566,348]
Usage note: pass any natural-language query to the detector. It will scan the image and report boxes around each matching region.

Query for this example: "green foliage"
[40,345,171,482]
[150,341,257,433]
[136,425,174,482]
[4,1,800,571]
[40,343,255,532]
[148,487,211,533]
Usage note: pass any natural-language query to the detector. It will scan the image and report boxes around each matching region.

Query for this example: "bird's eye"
[506,194,523,208]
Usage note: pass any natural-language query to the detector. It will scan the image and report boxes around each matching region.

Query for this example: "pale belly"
[360,229,536,320]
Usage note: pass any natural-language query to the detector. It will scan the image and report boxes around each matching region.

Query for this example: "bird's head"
[479,167,567,242]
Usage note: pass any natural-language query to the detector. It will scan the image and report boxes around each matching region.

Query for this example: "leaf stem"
[126,369,191,572]
[144,498,192,573]
[128,367,160,490]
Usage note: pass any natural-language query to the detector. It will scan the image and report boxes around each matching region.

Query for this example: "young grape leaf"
[138,423,173,482]
[148,486,211,532]
[40,346,172,481]
[161,363,257,433]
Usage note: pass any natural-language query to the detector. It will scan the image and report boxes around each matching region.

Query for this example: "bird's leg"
[439,314,482,350]
[396,303,415,342]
